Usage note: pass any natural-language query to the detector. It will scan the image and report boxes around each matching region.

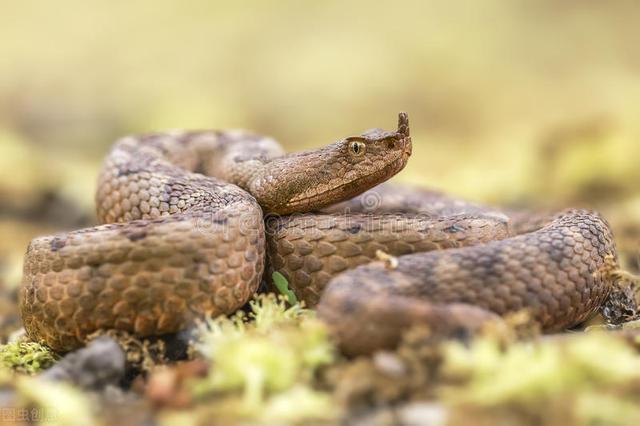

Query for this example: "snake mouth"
[329,156,410,205]
[278,155,409,214]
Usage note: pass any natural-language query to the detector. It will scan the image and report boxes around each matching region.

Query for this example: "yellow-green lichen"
[187,293,338,423]
[0,341,58,374]
[441,332,640,425]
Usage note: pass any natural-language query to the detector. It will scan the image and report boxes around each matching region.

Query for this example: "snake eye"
[349,140,366,157]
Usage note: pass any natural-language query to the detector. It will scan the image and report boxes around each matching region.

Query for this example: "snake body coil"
[19,114,618,355]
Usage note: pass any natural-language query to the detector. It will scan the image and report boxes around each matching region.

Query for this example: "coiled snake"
[20,113,619,355]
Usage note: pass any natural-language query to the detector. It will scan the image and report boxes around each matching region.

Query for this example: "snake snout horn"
[397,112,410,137]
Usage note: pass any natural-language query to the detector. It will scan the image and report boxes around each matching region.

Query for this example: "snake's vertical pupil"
[350,141,365,156]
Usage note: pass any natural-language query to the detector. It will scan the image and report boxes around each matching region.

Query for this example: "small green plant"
[272,271,298,304]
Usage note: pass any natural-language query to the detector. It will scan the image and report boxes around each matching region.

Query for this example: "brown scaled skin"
[316,208,618,355]
[20,114,411,351]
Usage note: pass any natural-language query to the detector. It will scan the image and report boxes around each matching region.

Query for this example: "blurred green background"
[1,0,639,288]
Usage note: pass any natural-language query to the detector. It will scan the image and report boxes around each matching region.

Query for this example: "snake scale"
[20,113,619,355]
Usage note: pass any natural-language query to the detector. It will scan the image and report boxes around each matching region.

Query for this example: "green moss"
[441,332,640,424]
[0,341,58,374]
[190,293,338,422]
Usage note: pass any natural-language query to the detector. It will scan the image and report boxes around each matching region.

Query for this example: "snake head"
[340,111,412,181]
[256,113,412,214]
[345,111,412,162]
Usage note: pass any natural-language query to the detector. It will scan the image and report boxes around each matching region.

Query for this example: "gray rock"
[40,336,126,390]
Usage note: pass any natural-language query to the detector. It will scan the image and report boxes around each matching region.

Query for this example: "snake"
[19,113,619,355]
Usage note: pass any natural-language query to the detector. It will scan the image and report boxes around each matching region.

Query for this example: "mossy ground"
[3,294,640,425]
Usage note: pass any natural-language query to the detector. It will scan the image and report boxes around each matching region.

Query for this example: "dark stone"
[40,336,126,390]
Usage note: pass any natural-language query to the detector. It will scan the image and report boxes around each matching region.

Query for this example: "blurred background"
[1,0,639,291]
